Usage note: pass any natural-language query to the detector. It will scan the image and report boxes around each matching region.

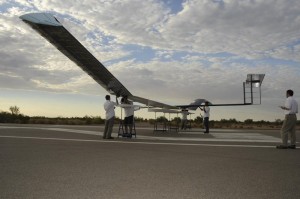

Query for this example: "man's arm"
[279,106,290,110]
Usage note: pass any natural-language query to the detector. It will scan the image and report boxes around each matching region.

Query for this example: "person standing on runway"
[120,96,135,138]
[199,101,210,134]
[103,95,118,139]
[277,89,298,149]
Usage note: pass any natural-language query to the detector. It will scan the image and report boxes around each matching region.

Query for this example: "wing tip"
[20,12,62,27]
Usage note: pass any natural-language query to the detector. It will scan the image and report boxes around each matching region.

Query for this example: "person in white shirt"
[199,101,210,134]
[103,95,118,139]
[277,90,298,149]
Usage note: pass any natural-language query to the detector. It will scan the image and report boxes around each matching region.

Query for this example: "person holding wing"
[199,101,210,134]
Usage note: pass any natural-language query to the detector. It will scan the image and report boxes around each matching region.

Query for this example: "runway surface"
[1,124,300,199]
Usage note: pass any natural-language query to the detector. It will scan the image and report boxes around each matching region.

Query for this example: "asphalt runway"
[1,124,300,199]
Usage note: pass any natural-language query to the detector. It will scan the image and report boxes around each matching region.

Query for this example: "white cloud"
[9,0,300,57]
[160,0,300,55]
[265,44,300,62]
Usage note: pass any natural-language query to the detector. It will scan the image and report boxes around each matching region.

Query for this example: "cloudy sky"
[0,0,300,121]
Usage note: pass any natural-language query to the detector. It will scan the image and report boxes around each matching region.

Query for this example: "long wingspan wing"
[130,96,177,109]
[20,13,265,110]
[148,108,182,114]
[20,13,131,97]
[176,99,210,110]
[20,12,176,109]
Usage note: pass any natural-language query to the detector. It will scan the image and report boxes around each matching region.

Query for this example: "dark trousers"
[204,117,209,133]
[124,115,134,134]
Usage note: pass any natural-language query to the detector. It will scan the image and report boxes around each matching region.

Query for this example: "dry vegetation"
[1,111,300,130]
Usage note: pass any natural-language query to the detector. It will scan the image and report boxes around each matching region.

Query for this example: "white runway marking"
[0,135,277,148]
[136,134,281,143]
[0,126,281,143]
[0,126,100,135]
